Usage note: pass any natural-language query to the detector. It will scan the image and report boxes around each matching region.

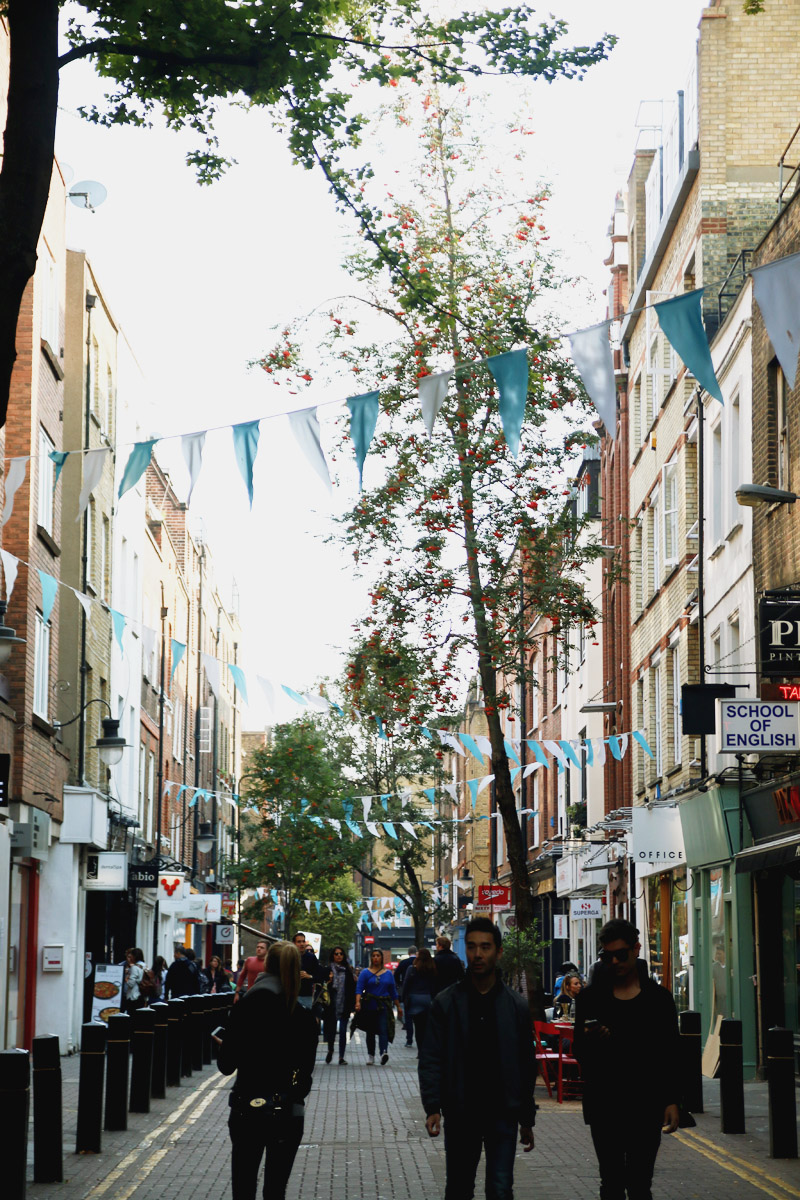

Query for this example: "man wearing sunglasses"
[573,918,680,1200]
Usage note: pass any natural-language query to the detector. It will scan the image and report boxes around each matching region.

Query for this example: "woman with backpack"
[218,940,318,1200]
[400,947,439,1050]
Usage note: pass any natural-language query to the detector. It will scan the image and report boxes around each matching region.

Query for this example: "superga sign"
[717,699,800,754]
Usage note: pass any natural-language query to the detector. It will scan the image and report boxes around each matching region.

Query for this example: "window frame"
[38,426,56,537]
[33,612,51,720]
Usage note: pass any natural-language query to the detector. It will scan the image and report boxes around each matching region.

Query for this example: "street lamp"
[0,599,25,666]
[735,483,798,507]
[196,821,216,855]
[55,698,130,768]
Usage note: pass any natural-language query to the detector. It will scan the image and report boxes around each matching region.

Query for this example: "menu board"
[90,963,125,1024]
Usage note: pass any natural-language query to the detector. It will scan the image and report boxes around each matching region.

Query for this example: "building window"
[636,517,646,612]
[773,363,789,490]
[653,661,663,778]
[728,615,740,675]
[173,697,183,763]
[33,613,50,719]
[38,426,56,536]
[711,420,723,546]
[636,676,646,794]
[106,366,114,437]
[671,646,682,766]
[651,489,661,592]
[40,246,58,351]
[100,515,110,602]
[663,458,678,567]
[729,392,741,527]
[91,336,100,414]
[86,499,95,590]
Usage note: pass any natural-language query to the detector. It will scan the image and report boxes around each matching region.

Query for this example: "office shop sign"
[717,698,800,754]
[631,806,684,869]
[760,594,800,676]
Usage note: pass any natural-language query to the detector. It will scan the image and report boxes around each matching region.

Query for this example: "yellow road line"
[84,1071,225,1199]
[682,1129,800,1195]
[679,1130,800,1200]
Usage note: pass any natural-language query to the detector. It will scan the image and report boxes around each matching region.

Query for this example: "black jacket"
[164,957,200,999]
[433,948,465,990]
[572,962,680,1124]
[299,948,323,998]
[419,977,537,1127]
[218,976,318,1103]
[201,965,232,994]
[326,962,357,1015]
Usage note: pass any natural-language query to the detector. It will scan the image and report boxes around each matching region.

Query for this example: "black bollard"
[189,996,204,1072]
[719,1018,745,1134]
[679,1010,704,1114]
[1,1048,30,1200]
[129,1007,155,1113]
[166,999,184,1085]
[104,1012,131,1131]
[76,1022,106,1153]
[150,1003,168,1099]
[767,1026,798,1158]
[201,996,213,1065]
[32,1035,63,1182]
[180,996,194,1078]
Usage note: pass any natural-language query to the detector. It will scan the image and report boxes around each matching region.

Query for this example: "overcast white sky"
[54,2,706,727]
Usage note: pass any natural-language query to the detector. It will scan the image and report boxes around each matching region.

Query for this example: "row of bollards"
[679,1011,797,1156]
[2,993,234,1199]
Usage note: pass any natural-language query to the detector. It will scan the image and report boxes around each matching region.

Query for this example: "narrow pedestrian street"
[27,1034,800,1200]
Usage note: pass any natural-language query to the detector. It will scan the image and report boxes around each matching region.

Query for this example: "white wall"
[36,838,84,1053]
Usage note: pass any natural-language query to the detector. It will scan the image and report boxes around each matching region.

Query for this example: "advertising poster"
[90,963,125,1024]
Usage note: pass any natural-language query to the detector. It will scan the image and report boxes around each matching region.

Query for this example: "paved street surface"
[27,1035,800,1200]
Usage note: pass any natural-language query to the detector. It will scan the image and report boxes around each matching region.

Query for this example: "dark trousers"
[589,1115,662,1200]
[365,1006,389,1057]
[443,1111,518,1200]
[228,1109,304,1200]
[323,1012,349,1059]
[411,1006,431,1049]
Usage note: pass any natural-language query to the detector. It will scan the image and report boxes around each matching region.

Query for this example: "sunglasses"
[600,947,632,964]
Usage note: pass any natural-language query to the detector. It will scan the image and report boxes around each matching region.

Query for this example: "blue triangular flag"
[383,821,397,839]
[526,739,550,768]
[486,348,528,458]
[228,663,248,704]
[380,794,390,812]
[607,735,622,761]
[49,449,69,485]
[632,730,654,759]
[420,726,433,740]
[281,684,307,705]
[584,739,594,767]
[375,715,388,740]
[118,439,157,499]
[335,901,343,913]
[459,733,484,763]
[423,787,436,803]
[37,570,58,625]
[232,420,261,508]
[170,639,186,685]
[558,740,582,769]
[346,819,362,838]
[504,738,521,766]
[111,608,126,653]
[467,779,479,808]
[510,766,521,784]
[654,290,723,403]
[346,391,380,489]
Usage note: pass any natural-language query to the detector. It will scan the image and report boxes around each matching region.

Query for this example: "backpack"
[140,968,158,999]
[198,969,210,995]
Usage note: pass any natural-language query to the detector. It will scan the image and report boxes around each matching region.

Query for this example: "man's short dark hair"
[598,919,638,947]
[436,935,451,951]
[293,932,305,942]
[465,916,502,949]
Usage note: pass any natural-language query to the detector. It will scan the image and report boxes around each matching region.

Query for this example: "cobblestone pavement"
[26,1034,800,1200]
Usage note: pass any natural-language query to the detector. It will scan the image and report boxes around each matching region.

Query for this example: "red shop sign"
[477,885,511,908]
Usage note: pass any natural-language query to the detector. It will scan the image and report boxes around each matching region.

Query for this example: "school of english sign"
[717,699,800,754]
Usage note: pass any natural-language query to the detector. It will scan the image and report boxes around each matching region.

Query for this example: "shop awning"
[734,833,800,873]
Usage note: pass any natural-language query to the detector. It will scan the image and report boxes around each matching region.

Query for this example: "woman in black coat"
[323,945,357,1065]
[218,941,318,1200]
[201,954,232,994]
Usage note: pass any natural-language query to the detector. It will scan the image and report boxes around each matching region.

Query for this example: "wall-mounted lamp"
[0,600,26,666]
[580,702,618,714]
[735,483,797,507]
[196,821,216,855]
[96,716,127,767]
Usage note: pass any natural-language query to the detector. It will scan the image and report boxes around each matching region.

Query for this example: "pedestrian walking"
[152,955,169,999]
[355,948,399,1065]
[573,918,680,1200]
[419,917,536,1200]
[202,954,233,994]
[123,947,145,1012]
[433,935,465,989]
[393,946,418,1047]
[163,946,201,999]
[401,947,439,1051]
[323,946,356,1064]
[292,932,323,1011]
[218,940,318,1200]
[235,939,269,1000]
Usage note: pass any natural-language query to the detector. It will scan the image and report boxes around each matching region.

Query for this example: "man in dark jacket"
[293,932,323,1010]
[163,947,200,999]
[419,917,535,1200]
[433,935,465,989]
[393,946,418,1047]
[573,918,680,1200]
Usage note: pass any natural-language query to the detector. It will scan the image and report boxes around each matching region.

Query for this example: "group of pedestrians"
[122,944,234,1009]
[216,915,683,1200]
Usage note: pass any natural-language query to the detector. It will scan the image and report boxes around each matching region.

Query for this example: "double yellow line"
[680,1128,800,1200]
[83,1071,229,1200]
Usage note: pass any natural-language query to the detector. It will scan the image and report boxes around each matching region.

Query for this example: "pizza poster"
[91,963,125,1024]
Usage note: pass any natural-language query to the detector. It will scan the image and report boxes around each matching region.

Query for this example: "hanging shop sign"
[631,806,685,867]
[570,897,603,919]
[553,914,569,940]
[759,594,800,677]
[83,851,128,891]
[216,924,235,945]
[717,699,800,754]
[477,884,512,908]
[129,858,158,889]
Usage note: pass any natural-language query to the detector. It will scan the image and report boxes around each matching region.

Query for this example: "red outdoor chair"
[533,1020,582,1103]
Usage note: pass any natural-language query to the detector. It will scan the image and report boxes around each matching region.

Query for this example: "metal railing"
[717,248,753,326]
[778,117,800,212]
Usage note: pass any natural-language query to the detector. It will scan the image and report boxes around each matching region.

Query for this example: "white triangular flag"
[2,456,29,526]
[326,901,333,914]
[474,735,493,756]
[362,797,372,822]
[439,731,466,757]
[77,448,111,521]
[523,762,541,778]
[201,652,221,700]
[419,370,454,436]
[593,738,606,767]
[288,407,332,492]
[544,740,568,768]
[258,676,276,713]
[478,774,495,795]
[0,549,19,602]
[366,821,380,837]
[752,250,800,388]
[568,321,617,432]
[72,588,93,620]
[304,899,311,911]
[181,431,207,505]
[400,821,417,839]
[444,783,459,802]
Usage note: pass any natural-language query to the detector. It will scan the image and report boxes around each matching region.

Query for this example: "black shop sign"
[759,594,800,677]
[128,858,158,888]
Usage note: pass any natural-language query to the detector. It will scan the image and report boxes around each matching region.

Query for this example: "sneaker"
[339,1058,347,1065]
[367,1056,375,1065]
[405,1041,414,1048]
[380,1052,389,1065]
[325,1049,333,1064]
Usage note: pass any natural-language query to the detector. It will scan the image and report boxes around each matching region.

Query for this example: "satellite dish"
[68,180,107,212]
[60,162,75,186]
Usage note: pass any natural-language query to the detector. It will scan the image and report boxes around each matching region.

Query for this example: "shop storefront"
[632,806,691,1013]
[736,774,800,1073]
[679,784,757,1076]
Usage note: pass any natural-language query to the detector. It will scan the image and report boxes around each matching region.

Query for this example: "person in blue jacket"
[355,948,399,1065]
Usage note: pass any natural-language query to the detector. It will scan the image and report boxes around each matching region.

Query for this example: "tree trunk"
[0,0,61,427]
